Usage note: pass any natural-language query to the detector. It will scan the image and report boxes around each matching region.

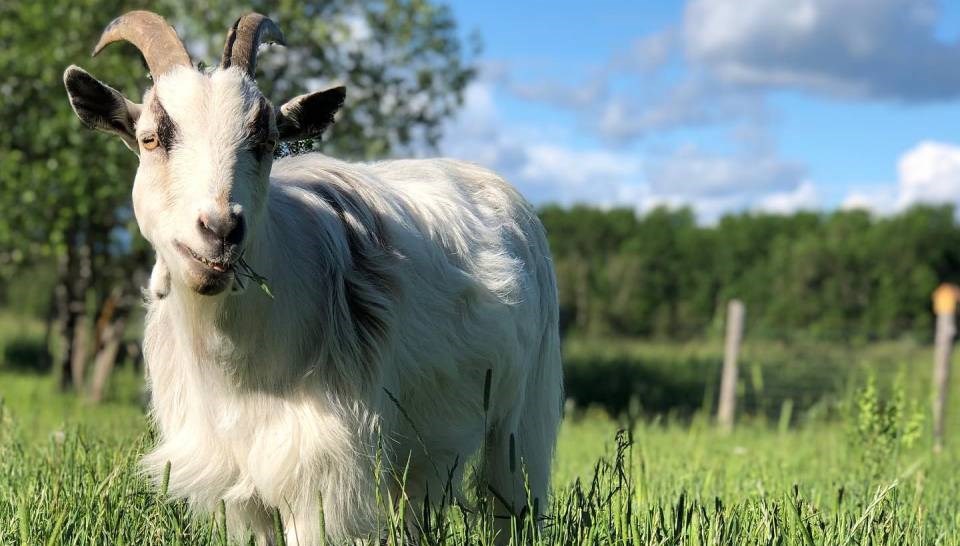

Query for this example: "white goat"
[63,11,562,545]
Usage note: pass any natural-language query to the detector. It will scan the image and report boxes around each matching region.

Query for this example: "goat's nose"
[198,208,245,246]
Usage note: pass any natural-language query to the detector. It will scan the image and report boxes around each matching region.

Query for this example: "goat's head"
[63,11,345,296]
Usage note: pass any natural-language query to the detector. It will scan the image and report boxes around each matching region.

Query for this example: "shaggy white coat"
[137,68,563,545]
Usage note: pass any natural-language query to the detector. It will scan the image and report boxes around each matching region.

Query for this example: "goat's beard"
[182,262,235,296]
[189,269,234,296]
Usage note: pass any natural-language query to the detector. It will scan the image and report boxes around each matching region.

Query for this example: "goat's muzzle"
[174,240,240,296]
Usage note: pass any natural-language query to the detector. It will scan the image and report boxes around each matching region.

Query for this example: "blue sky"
[439,0,960,221]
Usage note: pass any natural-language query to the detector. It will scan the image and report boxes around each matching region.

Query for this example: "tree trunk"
[70,239,93,388]
[88,316,126,403]
[56,234,93,392]
[70,314,90,388]
[54,248,74,391]
[88,288,129,403]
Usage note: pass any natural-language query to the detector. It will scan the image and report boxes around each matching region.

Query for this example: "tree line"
[540,204,960,341]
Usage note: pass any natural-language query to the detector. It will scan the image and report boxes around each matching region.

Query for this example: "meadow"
[2,325,960,545]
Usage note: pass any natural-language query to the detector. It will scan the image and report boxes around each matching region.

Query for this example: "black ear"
[276,86,346,142]
[63,65,142,152]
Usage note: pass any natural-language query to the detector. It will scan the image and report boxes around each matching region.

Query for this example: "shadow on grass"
[2,337,51,373]
[562,343,852,422]
[564,353,714,418]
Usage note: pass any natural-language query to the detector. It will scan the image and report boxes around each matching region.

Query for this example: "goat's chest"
[156,365,357,504]
[144,308,378,507]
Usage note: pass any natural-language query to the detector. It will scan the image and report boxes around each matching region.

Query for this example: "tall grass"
[2,370,959,544]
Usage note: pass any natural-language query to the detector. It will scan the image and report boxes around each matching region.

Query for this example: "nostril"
[225,214,245,246]
[198,213,216,237]
[196,211,244,245]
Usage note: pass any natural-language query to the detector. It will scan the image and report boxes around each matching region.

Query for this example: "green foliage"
[541,205,960,341]
[0,0,145,278]
[849,375,925,478]
[0,0,475,318]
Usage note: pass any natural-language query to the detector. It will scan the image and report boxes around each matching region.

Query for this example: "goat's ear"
[63,65,142,152]
[276,86,346,142]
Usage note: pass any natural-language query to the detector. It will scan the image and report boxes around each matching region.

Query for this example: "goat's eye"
[141,135,159,151]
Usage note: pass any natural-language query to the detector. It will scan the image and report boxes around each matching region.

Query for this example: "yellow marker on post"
[932,283,959,453]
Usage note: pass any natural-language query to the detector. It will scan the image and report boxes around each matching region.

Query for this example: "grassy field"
[1,312,959,544]
[2,363,959,545]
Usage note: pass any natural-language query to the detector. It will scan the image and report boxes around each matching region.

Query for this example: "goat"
[63,10,562,545]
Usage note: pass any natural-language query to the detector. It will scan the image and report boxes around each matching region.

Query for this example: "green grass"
[2,366,960,545]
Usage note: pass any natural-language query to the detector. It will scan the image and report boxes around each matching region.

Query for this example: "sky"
[439,0,960,222]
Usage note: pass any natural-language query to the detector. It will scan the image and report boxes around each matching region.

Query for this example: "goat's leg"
[483,364,561,544]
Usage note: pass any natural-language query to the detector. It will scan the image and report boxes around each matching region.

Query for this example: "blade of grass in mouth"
[235,255,274,299]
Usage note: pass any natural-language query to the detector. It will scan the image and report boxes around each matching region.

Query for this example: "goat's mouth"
[174,241,239,295]
[175,241,236,273]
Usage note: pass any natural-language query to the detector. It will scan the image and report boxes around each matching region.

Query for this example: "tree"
[539,204,960,342]
[0,0,476,397]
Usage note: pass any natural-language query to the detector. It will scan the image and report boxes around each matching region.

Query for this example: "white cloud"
[840,141,960,214]
[506,77,608,110]
[518,144,645,206]
[440,70,814,221]
[684,0,960,100]
[646,145,806,198]
[755,180,819,213]
[614,29,677,73]
[441,80,646,208]
[493,0,960,150]
[642,193,744,224]
[841,187,899,214]
[896,140,960,207]
[638,145,814,221]
[594,78,766,142]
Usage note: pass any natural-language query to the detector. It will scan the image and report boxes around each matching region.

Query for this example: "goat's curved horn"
[221,13,286,77]
[92,10,192,78]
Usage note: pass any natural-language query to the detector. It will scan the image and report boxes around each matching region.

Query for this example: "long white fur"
[130,67,562,545]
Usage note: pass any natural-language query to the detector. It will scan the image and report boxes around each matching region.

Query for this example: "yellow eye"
[141,135,159,150]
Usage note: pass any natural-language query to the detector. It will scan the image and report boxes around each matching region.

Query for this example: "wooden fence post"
[932,283,958,453]
[717,299,745,432]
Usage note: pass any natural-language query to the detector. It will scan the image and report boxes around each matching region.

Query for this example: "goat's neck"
[162,195,336,390]
[166,220,280,356]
